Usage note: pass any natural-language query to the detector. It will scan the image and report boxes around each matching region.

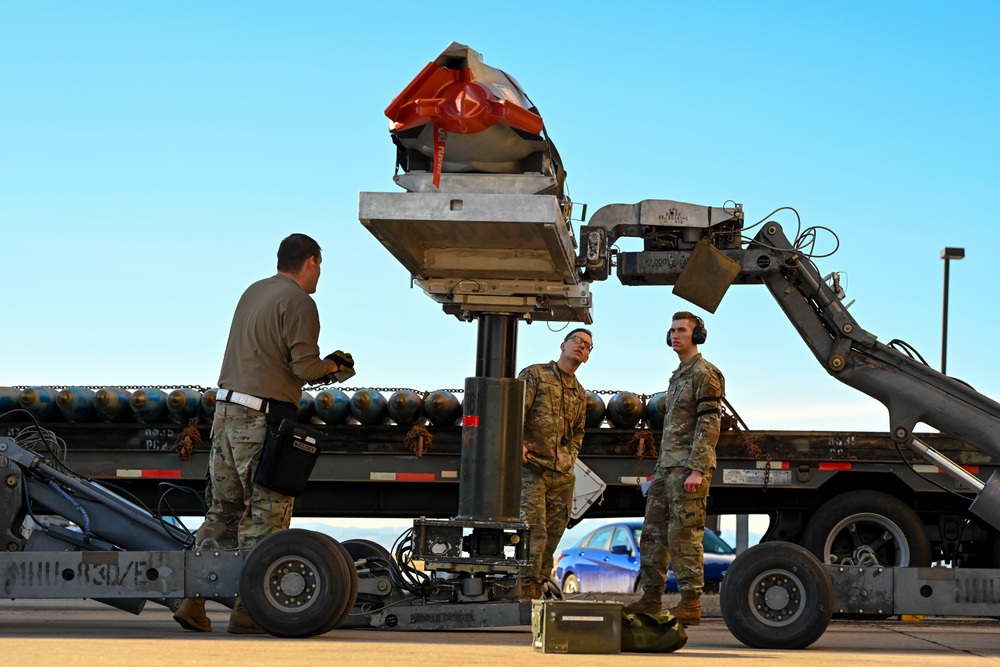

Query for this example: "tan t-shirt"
[217,274,328,405]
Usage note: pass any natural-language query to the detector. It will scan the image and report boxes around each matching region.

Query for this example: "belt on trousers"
[216,388,271,414]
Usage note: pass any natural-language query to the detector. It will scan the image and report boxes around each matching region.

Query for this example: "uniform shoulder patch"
[705,375,722,397]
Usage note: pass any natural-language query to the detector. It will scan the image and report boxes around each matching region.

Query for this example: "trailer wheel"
[720,542,833,649]
[240,529,357,637]
[800,491,931,567]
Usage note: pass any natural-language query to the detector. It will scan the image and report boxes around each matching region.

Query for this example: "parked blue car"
[553,521,735,594]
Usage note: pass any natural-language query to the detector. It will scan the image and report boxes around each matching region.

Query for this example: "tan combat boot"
[173,597,211,632]
[518,579,542,603]
[227,599,265,635]
[623,587,663,614]
[667,594,701,626]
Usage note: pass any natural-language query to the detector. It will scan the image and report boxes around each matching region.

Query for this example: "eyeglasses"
[568,335,594,351]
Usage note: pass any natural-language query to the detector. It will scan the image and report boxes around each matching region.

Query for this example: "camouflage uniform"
[194,274,329,550]
[519,361,587,590]
[195,403,295,549]
[637,353,724,598]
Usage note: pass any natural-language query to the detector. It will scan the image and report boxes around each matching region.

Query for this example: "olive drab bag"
[620,610,688,653]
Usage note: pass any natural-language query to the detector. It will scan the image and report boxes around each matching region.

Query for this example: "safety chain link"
[13,384,211,393]
[721,396,771,491]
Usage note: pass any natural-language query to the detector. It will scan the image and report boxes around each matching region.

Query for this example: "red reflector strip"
[396,472,435,482]
[818,462,853,471]
[370,472,436,482]
[116,469,181,479]
[961,465,981,474]
[462,415,479,427]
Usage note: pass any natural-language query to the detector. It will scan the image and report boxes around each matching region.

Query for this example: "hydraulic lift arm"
[578,200,1000,530]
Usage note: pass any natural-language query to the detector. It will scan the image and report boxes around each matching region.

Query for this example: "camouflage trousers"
[519,464,575,585]
[636,467,713,597]
[195,402,294,550]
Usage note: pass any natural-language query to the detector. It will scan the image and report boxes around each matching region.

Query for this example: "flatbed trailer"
[4,418,995,568]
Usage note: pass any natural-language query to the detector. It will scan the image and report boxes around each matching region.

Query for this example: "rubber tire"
[240,529,357,638]
[720,541,834,649]
[562,573,580,594]
[332,541,360,627]
[343,538,395,607]
[800,491,932,567]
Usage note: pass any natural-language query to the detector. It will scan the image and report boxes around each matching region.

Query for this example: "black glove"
[323,350,356,384]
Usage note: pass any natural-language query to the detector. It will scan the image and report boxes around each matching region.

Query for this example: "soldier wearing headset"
[625,311,725,626]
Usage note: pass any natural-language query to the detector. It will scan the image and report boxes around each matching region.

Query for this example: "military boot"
[173,597,211,633]
[666,593,701,626]
[227,599,265,635]
[518,579,543,603]
[623,587,663,614]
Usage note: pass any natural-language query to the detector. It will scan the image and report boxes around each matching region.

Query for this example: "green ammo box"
[531,600,622,654]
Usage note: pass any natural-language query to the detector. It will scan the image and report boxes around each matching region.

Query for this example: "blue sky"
[4,2,999,433]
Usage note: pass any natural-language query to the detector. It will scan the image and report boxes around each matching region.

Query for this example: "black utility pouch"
[254,416,323,497]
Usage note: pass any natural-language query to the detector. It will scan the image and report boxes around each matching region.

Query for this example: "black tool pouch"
[254,404,323,497]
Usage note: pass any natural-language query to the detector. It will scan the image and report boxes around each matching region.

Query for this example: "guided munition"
[606,391,644,429]
[200,388,217,418]
[129,388,169,423]
[94,387,132,422]
[387,390,423,425]
[56,386,96,423]
[298,392,314,422]
[385,41,560,191]
[0,387,21,413]
[645,391,668,430]
[314,388,350,425]
[167,388,202,422]
[19,387,60,420]
[349,388,389,426]
[423,390,462,426]
[585,391,606,428]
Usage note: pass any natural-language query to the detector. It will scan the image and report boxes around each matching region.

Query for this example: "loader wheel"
[800,491,931,568]
[240,529,357,637]
[343,538,395,606]
[720,541,833,649]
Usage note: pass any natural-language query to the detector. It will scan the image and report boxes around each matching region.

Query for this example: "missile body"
[424,390,462,426]
[606,391,644,429]
[385,41,562,191]
[298,392,314,422]
[129,388,169,423]
[314,389,350,425]
[585,391,606,428]
[201,389,218,419]
[388,390,424,425]
[19,387,61,420]
[94,387,133,422]
[57,386,96,423]
[350,389,389,426]
[0,387,21,414]
[167,388,202,422]
[645,391,668,430]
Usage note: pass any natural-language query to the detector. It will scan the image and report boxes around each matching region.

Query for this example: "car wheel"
[562,573,580,594]
[632,575,643,593]
[720,541,833,649]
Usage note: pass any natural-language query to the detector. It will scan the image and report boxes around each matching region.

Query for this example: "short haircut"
[277,233,322,272]
[672,311,700,328]
[563,327,593,342]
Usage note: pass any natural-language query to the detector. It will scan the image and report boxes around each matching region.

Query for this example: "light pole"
[941,247,965,375]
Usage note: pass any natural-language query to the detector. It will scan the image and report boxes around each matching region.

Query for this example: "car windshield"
[704,529,735,554]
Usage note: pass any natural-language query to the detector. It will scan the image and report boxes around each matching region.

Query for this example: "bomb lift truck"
[574,198,1000,648]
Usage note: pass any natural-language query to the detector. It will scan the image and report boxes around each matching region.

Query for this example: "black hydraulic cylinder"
[475,314,518,378]
[457,376,524,522]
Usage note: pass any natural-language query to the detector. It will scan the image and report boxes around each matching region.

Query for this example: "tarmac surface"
[3,594,1000,666]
